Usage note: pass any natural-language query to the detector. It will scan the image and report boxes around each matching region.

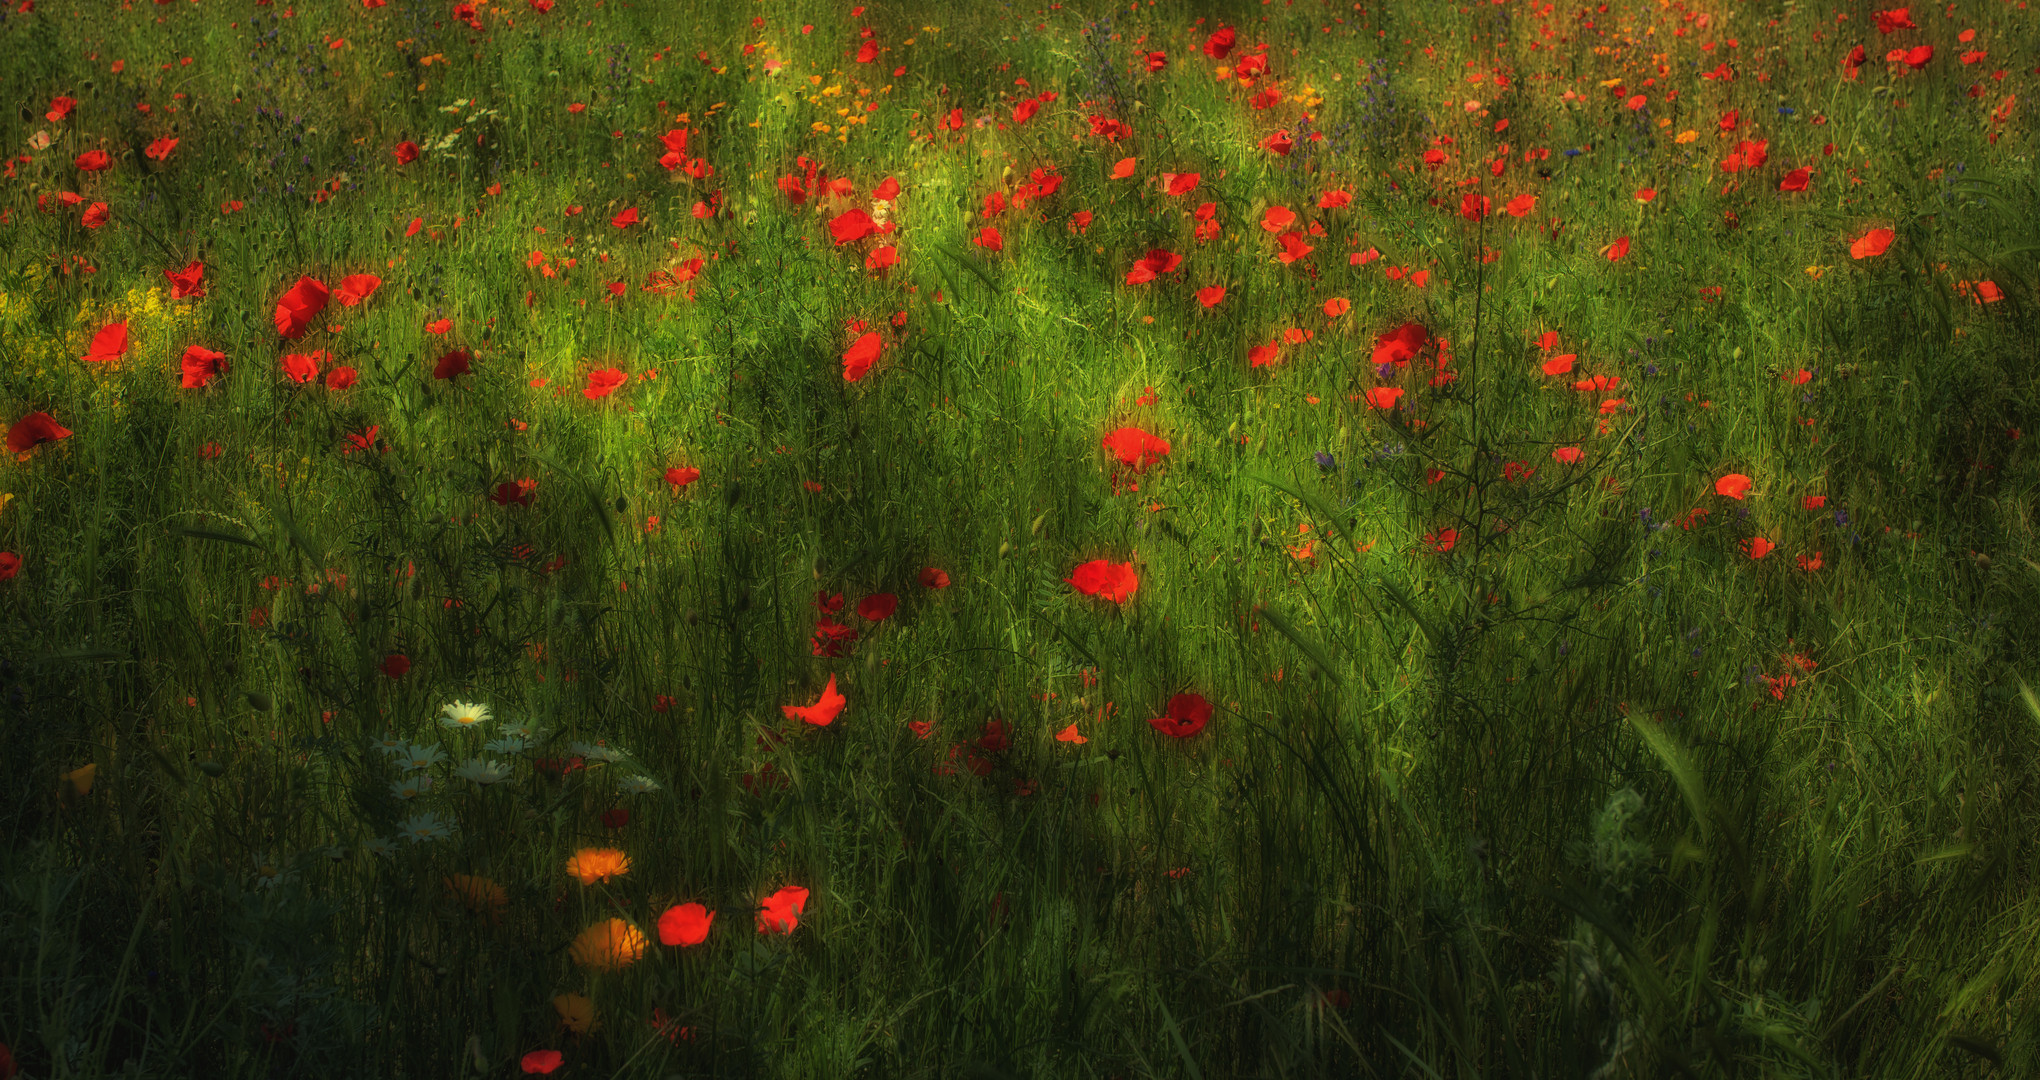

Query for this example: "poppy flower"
[1635,187,1657,203]
[521,1050,565,1075]
[829,208,880,245]
[281,351,323,384]
[1459,194,1490,220]
[570,918,646,971]
[1247,342,1281,367]
[1873,6,1916,33]
[1744,536,1776,559]
[865,245,899,271]
[1504,193,1537,217]
[570,367,623,398]
[665,466,701,489]
[1196,285,1226,308]
[1109,156,1137,179]
[144,137,178,162]
[81,202,110,229]
[1203,25,1236,58]
[1323,297,1351,318]
[1148,692,1211,739]
[657,903,715,946]
[1424,528,1459,553]
[165,260,206,298]
[1259,130,1294,156]
[1778,167,1813,192]
[1124,249,1181,284]
[393,141,419,164]
[46,96,76,122]
[433,349,472,380]
[6,412,71,454]
[1604,236,1631,261]
[273,276,330,340]
[1540,353,1576,376]
[551,994,597,1034]
[1163,172,1200,195]
[919,567,951,588]
[424,318,452,335]
[445,874,509,915]
[855,593,898,621]
[1364,387,1404,410]
[1371,322,1428,367]
[842,332,882,382]
[782,673,847,726]
[565,847,630,885]
[1551,446,1584,465]
[1055,723,1087,744]
[335,274,382,306]
[380,653,411,679]
[1714,473,1753,500]
[1066,559,1138,604]
[757,886,810,935]
[1849,227,1894,259]
[1102,426,1171,470]
[872,176,901,201]
[81,321,129,363]
[75,149,112,172]
[1275,232,1314,263]
[325,366,359,391]
[1899,44,1932,68]
[180,345,228,388]
[0,552,18,581]
[1319,189,1353,209]
[1260,206,1296,233]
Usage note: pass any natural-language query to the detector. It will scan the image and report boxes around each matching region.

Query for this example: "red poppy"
[1259,130,1294,156]
[1203,25,1236,59]
[380,653,411,679]
[180,345,227,388]
[1066,559,1138,604]
[665,466,702,489]
[828,208,880,245]
[46,96,76,122]
[336,274,382,306]
[1873,6,1916,33]
[1745,537,1776,559]
[1275,232,1314,263]
[1551,446,1584,465]
[1371,322,1428,368]
[1163,172,1200,195]
[1196,286,1226,308]
[1323,297,1351,318]
[919,567,951,589]
[424,318,452,336]
[1459,193,1490,220]
[393,141,419,164]
[81,321,129,363]
[1124,249,1181,284]
[492,480,534,508]
[1899,44,1932,69]
[520,1050,564,1075]
[144,137,179,162]
[1714,473,1753,499]
[605,207,638,230]
[972,225,1004,252]
[856,593,898,621]
[579,367,624,398]
[657,903,715,947]
[1260,206,1296,234]
[865,245,898,271]
[325,366,358,391]
[872,176,901,201]
[1604,236,1631,261]
[433,349,472,380]
[1849,228,1894,259]
[274,276,330,340]
[81,202,110,229]
[782,674,846,726]
[75,149,112,172]
[280,351,323,384]
[1424,528,1459,553]
[1778,167,1813,192]
[165,260,206,298]
[757,886,810,935]
[7,412,72,454]
[842,332,882,382]
[1319,189,1353,209]
[1248,342,1281,368]
[1102,427,1171,470]
[1148,692,1211,738]
[0,552,18,581]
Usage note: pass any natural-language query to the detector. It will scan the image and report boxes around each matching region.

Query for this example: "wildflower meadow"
[2,0,2037,1076]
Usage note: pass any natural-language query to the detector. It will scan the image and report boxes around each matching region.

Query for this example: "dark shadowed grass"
[2,0,2037,1077]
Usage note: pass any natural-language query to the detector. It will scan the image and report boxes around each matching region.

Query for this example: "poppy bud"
[613,496,628,513]
[684,610,699,626]
[198,760,226,777]
[246,692,272,712]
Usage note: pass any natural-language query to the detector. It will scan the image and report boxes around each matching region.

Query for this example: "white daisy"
[390,774,434,800]
[455,758,514,786]
[439,701,492,730]
[397,743,447,772]
[483,736,529,756]
[396,812,455,842]
[372,733,408,755]
[568,741,625,764]
[618,775,661,795]
[498,720,546,741]
[363,836,398,858]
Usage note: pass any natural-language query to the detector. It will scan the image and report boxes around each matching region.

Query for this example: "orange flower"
[444,874,508,915]
[565,847,630,885]
[570,918,647,971]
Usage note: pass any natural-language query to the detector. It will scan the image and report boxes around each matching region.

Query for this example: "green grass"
[2,0,2038,1076]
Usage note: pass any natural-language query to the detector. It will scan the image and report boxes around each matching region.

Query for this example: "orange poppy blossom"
[565,847,630,885]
